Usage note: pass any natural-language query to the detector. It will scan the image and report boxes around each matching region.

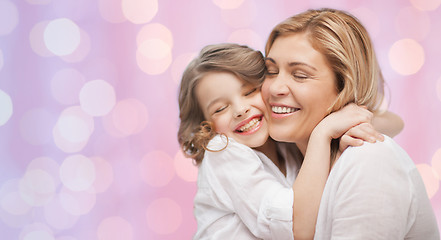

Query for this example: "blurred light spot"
[146,198,182,234]
[388,39,424,75]
[26,0,52,4]
[136,39,172,75]
[139,151,175,187]
[60,154,95,192]
[0,49,4,71]
[227,29,263,52]
[0,0,19,36]
[44,197,79,230]
[221,0,256,28]
[19,169,56,207]
[122,0,158,24]
[91,157,114,193]
[110,98,149,136]
[99,0,126,23]
[351,7,380,38]
[395,7,430,41]
[213,0,245,9]
[174,150,197,182]
[0,89,13,126]
[171,53,197,84]
[97,217,133,240]
[410,0,441,11]
[30,21,54,57]
[51,68,86,105]
[0,179,34,228]
[53,106,94,153]
[432,148,441,180]
[60,29,91,63]
[1,191,31,215]
[137,23,173,47]
[44,18,81,56]
[27,157,61,188]
[79,79,116,117]
[417,164,440,199]
[59,187,96,216]
[19,108,54,145]
[19,223,54,240]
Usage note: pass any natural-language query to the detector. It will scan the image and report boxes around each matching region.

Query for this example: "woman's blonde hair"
[178,43,266,165]
[265,8,384,113]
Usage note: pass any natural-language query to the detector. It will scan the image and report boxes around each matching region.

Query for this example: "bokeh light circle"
[146,198,182,234]
[27,157,61,190]
[0,89,13,126]
[139,151,175,187]
[98,0,126,23]
[395,7,430,41]
[20,108,54,145]
[97,216,134,240]
[136,39,172,75]
[388,39,425,75]
[59,187,96,216]
[110,98,149,136]
[60,29,91,63]
[30,21,54,57]
[410,0,441,11]
[137,23,173,47]
[432,148,441,180]
[0,0,19,36]
[91,157,114,193]
[19,169,56,207]
[213,0,245,9]
[416,164,440,199]
[44,18,81,56]
[174,150,197,182]
[44,197,79,230]
[51,68,86,105]
[0,179,34,228]
[79,80,116,117]
[60,154,95,191]
[122,0,158,24]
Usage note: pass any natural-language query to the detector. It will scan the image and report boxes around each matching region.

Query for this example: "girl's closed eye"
[244,87,258,96]
[214,105,227,114]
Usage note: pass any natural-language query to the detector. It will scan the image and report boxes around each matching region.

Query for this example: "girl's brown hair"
[178,43,265,165]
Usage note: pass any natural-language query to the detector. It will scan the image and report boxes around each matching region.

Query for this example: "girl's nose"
[234,106,250,118]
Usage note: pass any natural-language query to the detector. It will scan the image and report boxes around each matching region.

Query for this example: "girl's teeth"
[239,118,260,132]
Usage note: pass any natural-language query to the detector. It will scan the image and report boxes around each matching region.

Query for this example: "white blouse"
[193,135,299,240]
[315,135,440,239]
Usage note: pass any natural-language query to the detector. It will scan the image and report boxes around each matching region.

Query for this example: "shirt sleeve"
[202,136,294,240]
[322,138,414,239]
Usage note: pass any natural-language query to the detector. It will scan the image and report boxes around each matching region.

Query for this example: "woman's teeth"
[238,118,260,132]
[272,106,298,114]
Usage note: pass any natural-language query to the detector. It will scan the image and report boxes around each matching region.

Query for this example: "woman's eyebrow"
[288,62,317,71]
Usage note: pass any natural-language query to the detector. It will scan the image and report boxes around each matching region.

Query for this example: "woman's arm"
[291,104,381,240]
[372,110,404,137]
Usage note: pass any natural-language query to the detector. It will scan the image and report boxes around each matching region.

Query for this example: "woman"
[262,8,439,239]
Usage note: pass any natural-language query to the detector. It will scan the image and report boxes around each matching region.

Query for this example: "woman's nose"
[269,75,289,97]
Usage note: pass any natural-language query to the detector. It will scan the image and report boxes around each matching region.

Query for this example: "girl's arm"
[372,110,404,138]
[291,104,381,240]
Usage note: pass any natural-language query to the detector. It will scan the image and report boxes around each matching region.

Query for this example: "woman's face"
[262,32,338,151]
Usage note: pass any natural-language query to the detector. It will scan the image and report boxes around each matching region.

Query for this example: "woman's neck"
[254,138,286,176]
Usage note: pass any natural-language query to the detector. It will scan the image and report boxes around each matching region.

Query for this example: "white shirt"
[193,135,299,240]
[315,135,440,239]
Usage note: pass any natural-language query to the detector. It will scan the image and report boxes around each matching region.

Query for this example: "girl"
[178,43,401,239]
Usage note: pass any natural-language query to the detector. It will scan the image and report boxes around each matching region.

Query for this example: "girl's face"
[262,32,338,152]
[196,72,269,148]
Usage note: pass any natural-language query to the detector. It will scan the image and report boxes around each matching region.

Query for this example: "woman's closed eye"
[292,71,309,80]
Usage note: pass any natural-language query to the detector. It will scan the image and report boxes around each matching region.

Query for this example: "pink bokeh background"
[0,0,440,239]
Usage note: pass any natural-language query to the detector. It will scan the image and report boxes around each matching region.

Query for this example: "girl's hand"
[339,122,384,151]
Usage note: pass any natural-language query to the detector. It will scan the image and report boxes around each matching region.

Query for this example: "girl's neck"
[254,138,286,176]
